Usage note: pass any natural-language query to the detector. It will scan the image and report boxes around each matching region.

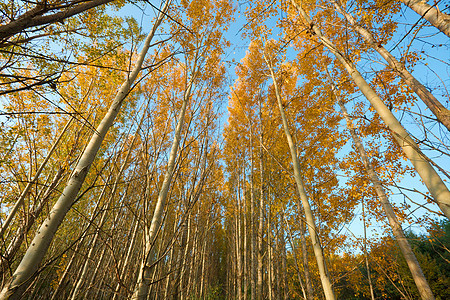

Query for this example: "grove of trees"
[0,0,449,299]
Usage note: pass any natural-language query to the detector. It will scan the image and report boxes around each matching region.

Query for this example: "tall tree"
[0,2,169,298]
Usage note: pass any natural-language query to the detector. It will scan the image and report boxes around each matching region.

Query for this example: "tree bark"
[242,168,248,300]
[131,60,196,299]
[236,175,242,300]
[249,135,257,300]
[257,96,265,300]
[0,0,116,45]
[400,0,450,37]
[362,200,376,300]
[284,215,308,300]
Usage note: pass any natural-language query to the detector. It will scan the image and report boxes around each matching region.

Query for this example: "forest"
[0,0,449,299]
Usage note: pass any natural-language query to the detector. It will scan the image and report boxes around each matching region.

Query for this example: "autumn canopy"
[0,0,449,299]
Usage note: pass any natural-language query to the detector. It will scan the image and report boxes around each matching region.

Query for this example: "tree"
[0,2,169,298]
[400,0,450,37]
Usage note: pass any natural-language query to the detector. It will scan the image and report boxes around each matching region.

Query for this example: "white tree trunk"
[236,176,242,300]
[292,0,450,220]
[249,135,257,300]
[257,97,265,299]
[242,168,248,300]
[331,79,435,300]
[0,4,169,298]
[400,0,450,37]
[131,69,195,299]
[284,215,308,300]
[331,0,450,131]
[265,55,336,300]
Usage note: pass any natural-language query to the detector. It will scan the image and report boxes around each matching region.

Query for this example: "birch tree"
[263,47,336,300]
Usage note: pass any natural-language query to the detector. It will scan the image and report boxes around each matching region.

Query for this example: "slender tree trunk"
[148,227,167,300]
[132,66,196,299]
[362,199,376,300]
[242,168,248,300]
[179,215,191,300]
[50,225,89,300]
[236,176,242,300]
[186,215,199,299]
[83,236,109,299]
[91,246,113,299]
[299,218,314,300]
[264,55,335,300]
[163,212,180,300]
[257,97,265,300]
[267,202,273,300]
[292,0,450,220]
[199,216,209,299]
[0,118,72,238]
[284,215,308,300]
[331,80,435,300]
[249,135,257,300]
[0,4,169,298]
[331,0,450,131]
[112,211,140,300]
[400,0,450,37]
[70,178,113,300]
[280,220,288,300]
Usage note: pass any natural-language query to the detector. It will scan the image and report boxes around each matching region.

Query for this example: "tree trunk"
[0,3,168,298]
[236,176,242,300]
[131,62,196,299]
[267,202,273,300]
[0,0,116,45]
[292,0,450,220]
[249,135,257,300]
[50,225,89,300]
[242,168,248,300]
[284,215,308,300]
[69,177,113,300]
[331,80,435,300]
[198,216,209,299]
[362,199,376,300]
[331,0,450,131]
[280,219,288,300]
[257,97,265,300]
[264,54,336,300]
[111,211,140,300]
[400,0,450,37]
